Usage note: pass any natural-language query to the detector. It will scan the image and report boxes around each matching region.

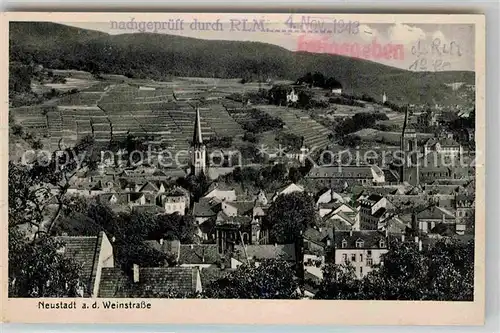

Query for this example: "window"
[342,253,348,263]
[367,250,372,257]
[360,253,363,262]
[379,239,386,248]
[355,239,364,248]
[351,254,356,262]
[341,239,347,248]
[367,258,373,266]
[359,267,363,277]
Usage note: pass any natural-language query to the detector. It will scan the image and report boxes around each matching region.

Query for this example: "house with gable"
[323,210,359,231]
[315,188,345,207]
[203,184,237,202]
[54,231,114,297]
[306,165,385,190]
[156,187,190,216]
[358,194,394,230]
[332,230,389,279]
[424,135,463,158]
[415,206,457,234]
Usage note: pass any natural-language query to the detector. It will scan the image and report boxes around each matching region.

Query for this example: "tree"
[277,132,302,150]
[242,131,258,143]
[315,263,360,299]
[9,228,84,297]
[177,173,210,202]
[266,192,317,243]
[288,167,302,183]
[312,72,325,87]
[270,163,287,181]
[297,90,313,108]
[358,240,429,300]
[424,239,474,301]
[203,260,300,299]
[358,238,474,301]
[151,213,198,244]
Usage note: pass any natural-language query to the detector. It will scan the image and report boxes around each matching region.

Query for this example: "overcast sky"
[65,20,475,71]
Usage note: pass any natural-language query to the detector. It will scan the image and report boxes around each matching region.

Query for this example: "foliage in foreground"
[9,228,85,297]
[315,239,474,301]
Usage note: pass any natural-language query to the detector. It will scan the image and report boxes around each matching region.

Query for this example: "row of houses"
[53,224,468,299]
[48,229,390,298]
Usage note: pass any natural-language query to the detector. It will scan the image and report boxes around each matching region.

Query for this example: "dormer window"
[355,239,364,248]
[341,239,348,248]
[379,239,386,248]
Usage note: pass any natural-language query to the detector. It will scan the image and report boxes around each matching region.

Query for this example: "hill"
[10,22,475,105]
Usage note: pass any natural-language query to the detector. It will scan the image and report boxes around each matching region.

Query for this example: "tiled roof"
[330,218,352,231]
[54,234,103,296]
[193,198,218,217]
[233,244,296,261]
[425,137,460,148]
[334,230,388,249]
[128,192,145,202]
[336,211,357,224]
[226,201,255,216]
[178,244,221,264]
[139,182,159,192]
[98,267,199,298]
[385,217,409,234]
[416,206,455,220]
[304,227,330,244]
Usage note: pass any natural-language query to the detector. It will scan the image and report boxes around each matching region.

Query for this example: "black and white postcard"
[1,12,485,325]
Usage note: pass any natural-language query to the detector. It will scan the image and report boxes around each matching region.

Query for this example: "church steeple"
[193,107,203,146]
[190,107,206,176]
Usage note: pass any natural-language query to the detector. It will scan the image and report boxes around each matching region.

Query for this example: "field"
[12,76,286,154]
[352,128,434,146]
[11,72,432,157]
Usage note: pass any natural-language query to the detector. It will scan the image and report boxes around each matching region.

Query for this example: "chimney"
[159,238,164,245]
[414,235,419,244]
[401,234,405,242]
[418,239,423,252]
[274,243,278,247]
[133,264,140,283]
[349,230,353,236]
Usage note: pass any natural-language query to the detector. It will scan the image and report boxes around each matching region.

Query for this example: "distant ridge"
[10,22,474,104]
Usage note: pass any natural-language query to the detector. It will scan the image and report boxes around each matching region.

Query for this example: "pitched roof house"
[231,244,296,268]
[98,266,202,297]
[54,231,114,297]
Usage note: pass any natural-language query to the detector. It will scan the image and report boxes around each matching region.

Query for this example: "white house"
[286,88,299,104]
[333,230,389,279]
